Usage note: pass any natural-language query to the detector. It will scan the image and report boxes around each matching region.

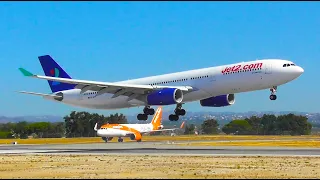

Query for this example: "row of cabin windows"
[84,92,97,95]
[283,63,296,67]
[148,75,209,86]
[223,68,262,75]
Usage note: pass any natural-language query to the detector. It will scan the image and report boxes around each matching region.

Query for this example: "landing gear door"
[265,63,272,74]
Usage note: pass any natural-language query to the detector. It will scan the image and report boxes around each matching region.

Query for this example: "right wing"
[18,68,194,101]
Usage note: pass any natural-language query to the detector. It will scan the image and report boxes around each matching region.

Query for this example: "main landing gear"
[269,86,277,101]
[118,137,124,142]
[102,137,113,143]
[169,104,186,121]
[137,106,155,121]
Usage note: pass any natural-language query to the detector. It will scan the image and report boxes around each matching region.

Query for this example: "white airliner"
[94,107,184,142]
[18,55,304,121]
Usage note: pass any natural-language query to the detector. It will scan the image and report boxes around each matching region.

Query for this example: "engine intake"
[200,94,235,107]
[147,88,183,105]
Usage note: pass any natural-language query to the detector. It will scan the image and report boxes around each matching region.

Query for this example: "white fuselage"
[44,59,304,109]
[97,124,154,137]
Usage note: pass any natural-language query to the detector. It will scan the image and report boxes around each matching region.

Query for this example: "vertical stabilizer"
[38,55,76,93]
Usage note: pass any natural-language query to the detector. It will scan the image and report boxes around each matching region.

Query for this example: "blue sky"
[0,2,319,117]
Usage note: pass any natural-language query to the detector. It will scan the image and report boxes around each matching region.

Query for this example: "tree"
[276,113,312,135]
[260,114,277,135]
[201,119,219,134]
[245,116,262,135]
[184,124,195,135]
[222,120,252,135]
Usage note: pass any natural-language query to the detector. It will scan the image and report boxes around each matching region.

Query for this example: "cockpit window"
[283,63,295,67]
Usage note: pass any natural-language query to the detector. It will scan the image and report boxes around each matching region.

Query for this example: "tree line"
[0,111,127,139]
[185,113,312,136]
[0,112,312,139]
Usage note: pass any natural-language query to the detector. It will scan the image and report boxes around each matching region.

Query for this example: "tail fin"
[38,55,76,93]
[151,107,162,130]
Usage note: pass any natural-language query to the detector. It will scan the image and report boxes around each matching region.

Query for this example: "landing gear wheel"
[118,138,123,143]
[175,109,186,116]
[102,137,108,143]
[137,139,142,142]
[269,95,277,100]
[143,106,155,115]
[137,114,148,121]
[169,114,179,121]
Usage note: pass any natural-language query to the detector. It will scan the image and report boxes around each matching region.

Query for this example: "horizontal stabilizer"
[18,91,61,98]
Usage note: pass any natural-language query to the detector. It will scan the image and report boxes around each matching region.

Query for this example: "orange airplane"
[94,107,185,142]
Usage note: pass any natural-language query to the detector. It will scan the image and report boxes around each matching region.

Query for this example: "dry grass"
[0,154,319,179]
[1,135,320,145]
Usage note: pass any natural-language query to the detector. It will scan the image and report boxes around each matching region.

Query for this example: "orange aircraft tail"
[151,107,162,130]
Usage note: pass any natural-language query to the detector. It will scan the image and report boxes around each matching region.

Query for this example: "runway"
[1,141,320,157]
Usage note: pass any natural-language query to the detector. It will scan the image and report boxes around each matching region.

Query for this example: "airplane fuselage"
[46,59,303,110]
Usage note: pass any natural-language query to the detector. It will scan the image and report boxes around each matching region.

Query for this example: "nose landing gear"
[269,86,277,100]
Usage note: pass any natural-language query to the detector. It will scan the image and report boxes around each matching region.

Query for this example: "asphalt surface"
[1,141,320,157]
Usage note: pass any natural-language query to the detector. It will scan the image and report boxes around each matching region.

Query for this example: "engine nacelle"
[130,133,142,141]
[146,88,183,105]
[53,92,64,101]
[130,134,136,141]
[200,94,235,107]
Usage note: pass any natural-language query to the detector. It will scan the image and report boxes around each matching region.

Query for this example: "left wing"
[18,68,193,100]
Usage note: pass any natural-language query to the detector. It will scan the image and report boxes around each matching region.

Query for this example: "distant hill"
[1,111,319,126]
[0,115,63,123]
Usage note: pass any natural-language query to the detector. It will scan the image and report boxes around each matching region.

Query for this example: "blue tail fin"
[38,55,76,93]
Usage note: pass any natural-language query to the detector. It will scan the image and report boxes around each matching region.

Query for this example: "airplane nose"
[297,66,304,75]
[97,130,102,136]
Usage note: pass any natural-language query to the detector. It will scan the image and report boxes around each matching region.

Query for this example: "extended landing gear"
[137,106,155,121]
[169,104,186,121]
[269,86,277,101]
[118,137,124,143]
[102,137,113,143]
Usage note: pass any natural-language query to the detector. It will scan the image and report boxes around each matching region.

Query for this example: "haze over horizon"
[1,2,318,116]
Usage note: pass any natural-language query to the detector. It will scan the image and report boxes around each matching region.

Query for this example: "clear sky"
[1,2,319,117]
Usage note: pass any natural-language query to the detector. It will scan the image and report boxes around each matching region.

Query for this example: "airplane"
[18,55,304,121]
[93,106,185,142]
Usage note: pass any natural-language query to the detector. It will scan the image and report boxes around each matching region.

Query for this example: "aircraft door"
[209,75,216,82]
[265,63,272,74]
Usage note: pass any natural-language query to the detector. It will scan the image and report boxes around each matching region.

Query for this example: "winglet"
[94,123,98,131]
[19,68,34,77]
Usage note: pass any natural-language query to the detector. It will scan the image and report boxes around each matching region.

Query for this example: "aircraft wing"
[150,128,181,132]
[18,91,62,98]
[19,68,194,100]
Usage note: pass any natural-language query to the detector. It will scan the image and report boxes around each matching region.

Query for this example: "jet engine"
[200,94,235,107]
[146,88,183,105]
[53,92,64,101]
